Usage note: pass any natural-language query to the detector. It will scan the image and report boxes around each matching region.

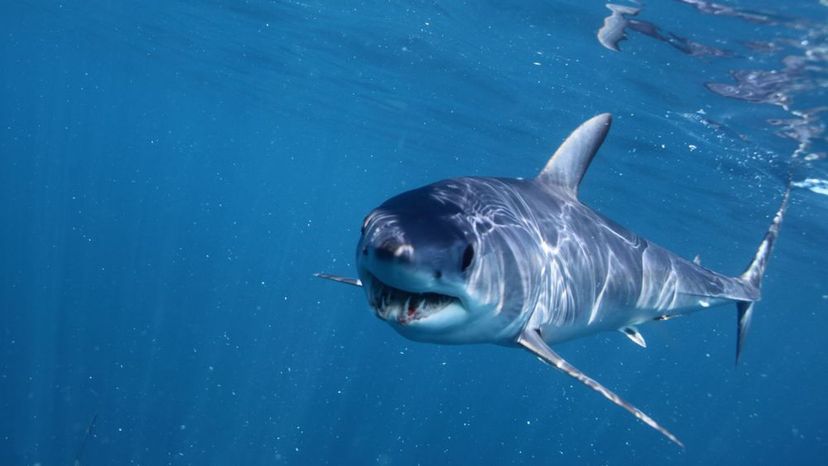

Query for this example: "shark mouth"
[366,275,459,324]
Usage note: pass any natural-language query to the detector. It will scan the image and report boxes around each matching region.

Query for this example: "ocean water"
[1,0,827,464]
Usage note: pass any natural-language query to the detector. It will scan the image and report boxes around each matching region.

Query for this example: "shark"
[317,114,791,447]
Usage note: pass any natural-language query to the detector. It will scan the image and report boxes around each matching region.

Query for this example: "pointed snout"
[374,239,414,262]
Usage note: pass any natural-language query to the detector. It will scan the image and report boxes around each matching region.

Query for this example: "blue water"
[2,1,827,464]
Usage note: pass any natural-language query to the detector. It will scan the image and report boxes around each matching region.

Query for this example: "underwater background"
[1,0,827,464]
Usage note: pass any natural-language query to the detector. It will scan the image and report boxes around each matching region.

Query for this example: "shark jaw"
[362,272,468,334]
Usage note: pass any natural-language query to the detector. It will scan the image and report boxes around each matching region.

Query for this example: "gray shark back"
[497,178,758,343]
[440,175,757,344]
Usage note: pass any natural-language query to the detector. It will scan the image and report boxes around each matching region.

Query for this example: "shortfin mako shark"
[317,114,791,447]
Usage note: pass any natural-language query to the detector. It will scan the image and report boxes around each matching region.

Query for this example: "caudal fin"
[735,183,792,362]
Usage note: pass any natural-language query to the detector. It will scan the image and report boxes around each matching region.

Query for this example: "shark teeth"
[367,276,457,323]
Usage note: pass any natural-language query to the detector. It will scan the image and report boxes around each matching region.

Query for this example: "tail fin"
[735,183,792,362]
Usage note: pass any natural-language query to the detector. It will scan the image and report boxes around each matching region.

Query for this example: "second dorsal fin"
[536,113,612,196]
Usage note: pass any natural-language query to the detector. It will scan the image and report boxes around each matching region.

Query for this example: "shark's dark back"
[501,177,757,333]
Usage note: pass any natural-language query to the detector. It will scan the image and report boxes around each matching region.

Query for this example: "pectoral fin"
[314,273,362,287]
[517,328,683,448]
[620,326,647,348]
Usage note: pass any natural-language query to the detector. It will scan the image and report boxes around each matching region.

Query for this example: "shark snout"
[360,238,424,293]
[373,239,414,262]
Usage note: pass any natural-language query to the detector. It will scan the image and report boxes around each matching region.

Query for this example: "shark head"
[356,178,534,344]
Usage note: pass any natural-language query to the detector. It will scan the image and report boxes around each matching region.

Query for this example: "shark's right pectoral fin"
[314,273,362,287]
[517,328,683,448]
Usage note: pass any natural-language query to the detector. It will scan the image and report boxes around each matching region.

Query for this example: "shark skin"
[317,113,791,448]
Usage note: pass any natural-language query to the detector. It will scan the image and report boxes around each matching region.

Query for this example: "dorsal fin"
[536,113,612,196]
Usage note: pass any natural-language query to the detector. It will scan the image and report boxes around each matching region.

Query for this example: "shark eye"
[461,244,474,271]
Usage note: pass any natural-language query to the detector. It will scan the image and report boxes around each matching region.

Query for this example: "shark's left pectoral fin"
[314,273,362,287]
[517,328,683,448]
